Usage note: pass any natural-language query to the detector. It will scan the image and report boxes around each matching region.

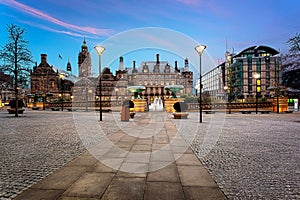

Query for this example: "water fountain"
[127,86,146,112]
[149,97,164,111]
[164,85,185,112]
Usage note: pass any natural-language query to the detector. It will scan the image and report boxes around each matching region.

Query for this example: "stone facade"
[0,72,14,103]
[78,38,91,78]
[77,39,193,105]
[30,54,74,102]
[103,54,193,105]
[30,39,194,107]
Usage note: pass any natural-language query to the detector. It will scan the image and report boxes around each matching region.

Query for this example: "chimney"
[175,61,180,72]
[118,56,124,70]
[185,58,188,66]
[132,60,137,73]
[41,54,47,64]
[156,54,160,64]
[184,58,189,72]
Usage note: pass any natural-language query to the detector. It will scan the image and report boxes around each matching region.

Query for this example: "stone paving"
[0,111,86,199]
[6,110,225,200]
[182,112,300,199]
[0,109,299,199]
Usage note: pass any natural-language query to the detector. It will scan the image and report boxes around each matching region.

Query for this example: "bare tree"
[282,33,300,69]
[282,33,300,94]
[0,24,33,116]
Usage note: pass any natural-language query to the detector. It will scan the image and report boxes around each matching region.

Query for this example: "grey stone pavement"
[1,110,225,200]
[0,109,299,199]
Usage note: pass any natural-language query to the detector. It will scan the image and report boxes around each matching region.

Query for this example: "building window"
[248,56,252,94]
[265,56,270,89]
[257,58,261,73]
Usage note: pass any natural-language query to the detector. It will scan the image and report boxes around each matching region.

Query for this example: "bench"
[204,110,216,114]
[284,110,293,113]
[260,110,271,114]
[240,110,252,114]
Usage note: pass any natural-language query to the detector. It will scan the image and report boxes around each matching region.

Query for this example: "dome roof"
[81,37,87,48]
[235,45,279,57]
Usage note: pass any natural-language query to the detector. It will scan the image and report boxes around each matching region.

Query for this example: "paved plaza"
[0,109,299,199]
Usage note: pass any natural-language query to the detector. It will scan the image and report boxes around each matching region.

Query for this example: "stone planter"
[172,112,189,119]
[130,112,135,119]
[7,108,25,114]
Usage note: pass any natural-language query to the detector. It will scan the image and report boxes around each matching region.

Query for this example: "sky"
[1,0,300,77]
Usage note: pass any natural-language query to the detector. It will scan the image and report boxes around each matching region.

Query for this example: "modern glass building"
[202,45,282,102]
[202,63,225,101]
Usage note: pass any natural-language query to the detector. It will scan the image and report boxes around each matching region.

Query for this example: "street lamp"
[94,45,105,121]
[195,80,200,97]
[42,93,47,110]
[59,73,65,111]
[274,60,280,113]
[195,44,206,123]
[226,53,232,114]
[253,73,261,114]
[115,88,119,106]
[224,85,228,107]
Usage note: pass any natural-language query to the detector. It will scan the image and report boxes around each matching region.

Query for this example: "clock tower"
[78,38,91,77]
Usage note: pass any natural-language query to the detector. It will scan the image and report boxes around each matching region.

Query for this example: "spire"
[81,37,88,51]
[66,58,72,73]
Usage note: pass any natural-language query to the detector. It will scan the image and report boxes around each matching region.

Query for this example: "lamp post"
[224,85,228,111]
[94,46,105,121]
[275,60,280,113]
[115,88,119,106]
[226,53,232,114]
[254,73,260,114]
[59,73,65,111]
[195,45,206,123]
[42,93,46,110]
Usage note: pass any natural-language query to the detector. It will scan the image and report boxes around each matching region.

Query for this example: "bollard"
[121,100,130,121]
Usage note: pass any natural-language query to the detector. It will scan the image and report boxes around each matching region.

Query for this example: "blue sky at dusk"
[1,0,300,77]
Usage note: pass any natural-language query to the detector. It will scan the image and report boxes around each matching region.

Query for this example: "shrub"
[122,100,134,108]
[173,101,188,112]
[8,99,25,108]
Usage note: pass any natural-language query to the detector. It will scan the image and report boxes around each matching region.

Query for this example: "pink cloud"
[1,0,113,36]
[20,19,101,38]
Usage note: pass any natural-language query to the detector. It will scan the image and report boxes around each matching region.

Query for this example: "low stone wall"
[187,102,273,111]
[47,101,111,110]
[38,101,276,113]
